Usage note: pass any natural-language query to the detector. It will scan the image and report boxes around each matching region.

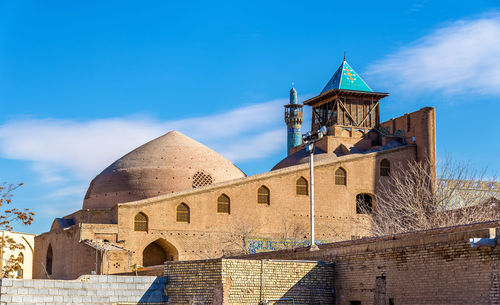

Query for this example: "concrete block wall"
[0,275,167,305]
[164,258,334,304]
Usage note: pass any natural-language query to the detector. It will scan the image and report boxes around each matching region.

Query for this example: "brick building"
[33,59,436,280]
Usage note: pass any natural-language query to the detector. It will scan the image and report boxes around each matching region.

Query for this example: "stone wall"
[0,275,166,305]
[235,221,500,305]
[164,258,334,304]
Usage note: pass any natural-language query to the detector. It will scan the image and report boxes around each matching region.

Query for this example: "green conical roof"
[321,60,373,94]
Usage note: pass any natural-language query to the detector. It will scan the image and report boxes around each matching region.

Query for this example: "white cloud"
[0,99,286,182]
[367,14,500,96]
[44,184,87,199]
[219,129,285,162]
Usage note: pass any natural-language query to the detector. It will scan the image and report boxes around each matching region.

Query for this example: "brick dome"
[83,131,246,210]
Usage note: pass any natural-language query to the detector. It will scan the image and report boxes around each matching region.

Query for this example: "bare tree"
[0,182,35,278]
[280,216,306,240]
[221,215,259,256]
[321,219,363,241]
[361,157,500,236]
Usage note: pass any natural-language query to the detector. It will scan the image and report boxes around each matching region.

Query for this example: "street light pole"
[302,126,327,251]
[308,142,316,250]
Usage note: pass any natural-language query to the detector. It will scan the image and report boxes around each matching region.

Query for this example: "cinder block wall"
[0,275,167,305]
[236,221,500,305]
[164,258,334,304]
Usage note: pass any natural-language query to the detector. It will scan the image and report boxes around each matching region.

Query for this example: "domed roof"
[83,131,246,210]
[271,146,332,171]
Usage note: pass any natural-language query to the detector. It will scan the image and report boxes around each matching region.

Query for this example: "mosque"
[33,59,436,280]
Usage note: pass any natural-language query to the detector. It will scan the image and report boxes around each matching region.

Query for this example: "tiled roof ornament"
[321,57,373,94]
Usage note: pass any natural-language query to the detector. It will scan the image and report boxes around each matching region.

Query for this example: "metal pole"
[95,248,98,275]
[309,144,317,250]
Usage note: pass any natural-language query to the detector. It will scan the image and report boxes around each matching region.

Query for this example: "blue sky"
[1,1,499,234]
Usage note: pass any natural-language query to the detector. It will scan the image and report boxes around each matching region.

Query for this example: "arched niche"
[142,238,179,267]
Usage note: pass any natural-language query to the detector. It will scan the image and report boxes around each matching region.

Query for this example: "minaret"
[284,86,303,155]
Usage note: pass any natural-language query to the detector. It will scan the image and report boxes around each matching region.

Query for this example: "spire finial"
[344,51,346,61]
[289,83,298,104]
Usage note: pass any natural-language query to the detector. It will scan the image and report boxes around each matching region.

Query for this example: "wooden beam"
[358,101,380,127]
[337,98,357,126]
[310,94,337,108]
[327,99,337,126]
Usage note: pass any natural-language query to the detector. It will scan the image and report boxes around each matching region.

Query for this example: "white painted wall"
[0,230,36,279]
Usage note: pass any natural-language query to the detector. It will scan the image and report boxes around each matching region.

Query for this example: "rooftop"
[321,59,373,93]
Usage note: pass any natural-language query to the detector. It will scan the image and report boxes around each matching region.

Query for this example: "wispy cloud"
[0,99,286,182]
[367,14,500,96]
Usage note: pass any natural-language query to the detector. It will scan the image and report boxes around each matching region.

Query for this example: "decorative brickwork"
[192,170,214,188]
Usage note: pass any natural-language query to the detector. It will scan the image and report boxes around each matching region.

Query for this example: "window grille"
[380,159,391,176]
[356,193,373,214]
[192,171,213,188]
[177,203,190,223]
[257,186,270,205]
[134,213,148,231]
[335,168,347,185]
[217,194,230,214]
[296,177,308,195]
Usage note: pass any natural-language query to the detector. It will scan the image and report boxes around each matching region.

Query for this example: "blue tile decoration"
[245,238,328,254]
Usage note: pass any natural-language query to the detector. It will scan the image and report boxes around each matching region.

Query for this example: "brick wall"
[235,221,500,305]
[380,107,436,169]
[0,275,167,305]
[163,258,334,304]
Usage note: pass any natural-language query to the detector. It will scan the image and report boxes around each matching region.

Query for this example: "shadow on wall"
[164,259,334,304]
[275,262,335,305]
[137,276,169,304]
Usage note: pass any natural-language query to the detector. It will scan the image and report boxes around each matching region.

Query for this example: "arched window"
[18,252,24,264]
[356,194,373,214]
[380,159,391,176]
[257,186,270,205]
[335,167,347,185]
[46,244,53,275]
[17,269,23,279]
[134,212,148,232]
[217,194,230,214]
[176,203,190,223]
[296,177,308,195]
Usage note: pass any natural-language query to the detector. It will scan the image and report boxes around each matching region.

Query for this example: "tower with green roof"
[304,58,389,133]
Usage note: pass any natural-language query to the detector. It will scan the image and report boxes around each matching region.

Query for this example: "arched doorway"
[142,239,179,267]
